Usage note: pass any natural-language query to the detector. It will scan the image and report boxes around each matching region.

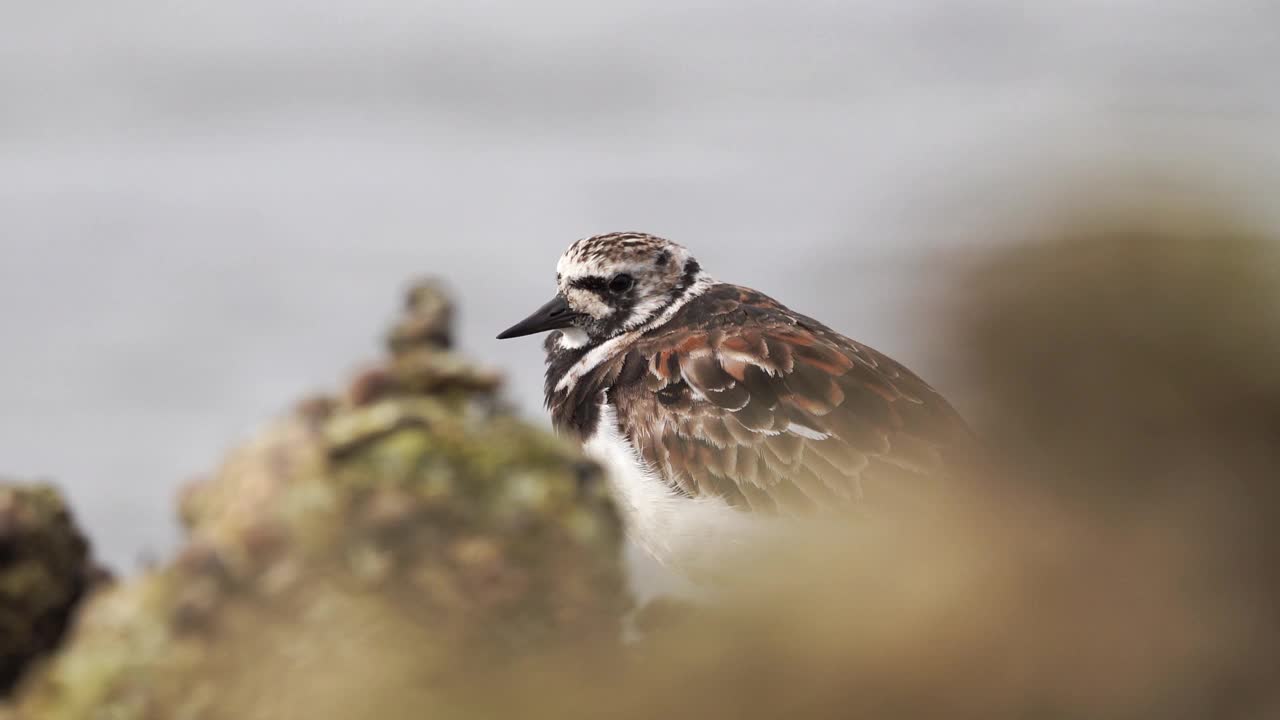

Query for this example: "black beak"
[496,295,581,339]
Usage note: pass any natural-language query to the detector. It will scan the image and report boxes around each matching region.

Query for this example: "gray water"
[3,1,1278,570]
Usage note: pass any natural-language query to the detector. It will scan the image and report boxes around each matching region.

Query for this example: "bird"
[498,232,974,580]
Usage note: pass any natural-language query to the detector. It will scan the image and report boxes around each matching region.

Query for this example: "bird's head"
[497,232,706,347]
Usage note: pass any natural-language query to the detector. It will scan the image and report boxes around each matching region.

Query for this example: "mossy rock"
[12,282,628,720]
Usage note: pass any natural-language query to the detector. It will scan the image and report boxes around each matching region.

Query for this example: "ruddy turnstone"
[498,232,973,578]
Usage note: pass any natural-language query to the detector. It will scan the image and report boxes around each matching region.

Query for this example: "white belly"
[583,402,770,585]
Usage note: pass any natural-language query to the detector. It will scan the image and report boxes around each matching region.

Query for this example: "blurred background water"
[2,0,1278,570]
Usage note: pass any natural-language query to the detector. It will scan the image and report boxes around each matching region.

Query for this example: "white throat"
[555,326,590,350]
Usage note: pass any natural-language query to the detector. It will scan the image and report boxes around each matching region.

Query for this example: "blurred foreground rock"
[0,483,107,698]
[953,197,1280,638]
[11,280,627,719]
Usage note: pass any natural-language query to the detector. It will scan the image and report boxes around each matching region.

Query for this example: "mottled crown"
[556,232,689,278]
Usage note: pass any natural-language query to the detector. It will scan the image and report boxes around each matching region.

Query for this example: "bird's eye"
[608,273,634,293]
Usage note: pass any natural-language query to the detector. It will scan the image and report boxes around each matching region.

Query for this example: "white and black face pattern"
[554,232,704,344]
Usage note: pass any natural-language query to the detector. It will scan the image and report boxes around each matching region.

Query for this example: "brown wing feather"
[610,284,973,516]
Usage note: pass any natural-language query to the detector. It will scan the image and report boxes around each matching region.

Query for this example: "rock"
[0,482,108,697]
[12,281,628,719]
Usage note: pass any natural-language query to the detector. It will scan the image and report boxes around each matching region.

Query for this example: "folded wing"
[610,286,974,515]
